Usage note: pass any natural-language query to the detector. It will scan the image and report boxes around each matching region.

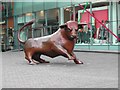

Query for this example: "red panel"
[80,12,90,25]
[80,9,108,29]
[93,9,108,28]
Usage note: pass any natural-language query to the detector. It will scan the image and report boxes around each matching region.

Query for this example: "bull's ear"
[78,24,83,29]
[78,23,87,29]
[59,24,67,29]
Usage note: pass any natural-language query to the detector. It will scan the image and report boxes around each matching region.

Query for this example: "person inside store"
[82,25,90,43]
[77,25,84,43]
[104,20,109,43]
[99,20,106,40]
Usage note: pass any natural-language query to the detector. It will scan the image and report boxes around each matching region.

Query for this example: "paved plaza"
[2,51,118,88]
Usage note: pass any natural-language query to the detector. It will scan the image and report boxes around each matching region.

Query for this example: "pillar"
[108,2,113,44]
[0,21,1,90]
[72,4,76,21]
[45,10,48,26]
[13,16,18,49]
[117,2,120,46]
[0,2,2,51]
[6,2,9,50]
[59,7,64,25]
[90,2,93,45]
[32,13,35,38]
[112,2,118,44]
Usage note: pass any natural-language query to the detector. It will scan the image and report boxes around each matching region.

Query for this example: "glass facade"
[1,2,14,51]
[1,1,120,51]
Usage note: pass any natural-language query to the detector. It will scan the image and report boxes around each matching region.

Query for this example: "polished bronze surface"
[18,19,83,65]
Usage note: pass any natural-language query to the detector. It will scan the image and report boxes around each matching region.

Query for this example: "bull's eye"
[68,28,72,32]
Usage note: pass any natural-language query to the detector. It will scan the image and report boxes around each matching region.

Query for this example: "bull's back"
[23,37,61,57]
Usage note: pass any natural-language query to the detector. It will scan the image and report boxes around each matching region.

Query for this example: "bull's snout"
[70,35,77,39]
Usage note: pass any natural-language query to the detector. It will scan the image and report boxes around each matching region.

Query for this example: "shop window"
[76,5,110,45]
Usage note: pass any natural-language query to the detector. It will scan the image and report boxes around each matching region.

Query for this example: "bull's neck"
[60,29,75,52]
[60,29,69,39]
[51,28,75,52]
[52,29,67,39]
[60,29,75,42]
[52,29,76,43]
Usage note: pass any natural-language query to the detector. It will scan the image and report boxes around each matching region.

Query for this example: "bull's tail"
[17,19,35,44]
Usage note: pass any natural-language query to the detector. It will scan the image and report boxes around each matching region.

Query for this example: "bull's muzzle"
[70,35,77,40]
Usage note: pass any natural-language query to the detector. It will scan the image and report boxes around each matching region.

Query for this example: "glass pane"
[33,2,44,12]
[23,2,32,13]
[44,2,57,10]
[57,2,71,8]
[14,2,23,15]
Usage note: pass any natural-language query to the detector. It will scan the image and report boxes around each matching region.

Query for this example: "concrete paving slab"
[2,51,118,88]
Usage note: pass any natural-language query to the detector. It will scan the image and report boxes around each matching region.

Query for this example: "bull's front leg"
[71,52,83,64]
[53,44,75,60]
[53,44,83,64]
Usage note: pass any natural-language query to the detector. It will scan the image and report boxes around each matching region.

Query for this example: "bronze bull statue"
[18,19,83,65]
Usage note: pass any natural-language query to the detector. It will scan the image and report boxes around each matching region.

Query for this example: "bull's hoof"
[29,61,37,65]
[74,60,83,64]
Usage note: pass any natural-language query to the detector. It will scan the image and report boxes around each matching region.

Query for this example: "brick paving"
[2,51,118,88]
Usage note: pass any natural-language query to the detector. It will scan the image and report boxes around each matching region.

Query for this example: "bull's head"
[60,21,82,40]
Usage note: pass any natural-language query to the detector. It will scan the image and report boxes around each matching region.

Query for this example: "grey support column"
[118,2,120,35]
[32,13,35,38]
[108,2,112,44]
[45,10,48,26]
[0,2,1,51]
[73,4,75,21]
[45,10,48,36]
[6,3,9,50]
[112,2,118,44]
[118,1,120,38]
[13,16,18,49]
[90,2,93,45]
[59,7,64,25]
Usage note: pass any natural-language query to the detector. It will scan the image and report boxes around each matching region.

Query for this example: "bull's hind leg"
[25,52,39,65]
[32,53,50,63]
